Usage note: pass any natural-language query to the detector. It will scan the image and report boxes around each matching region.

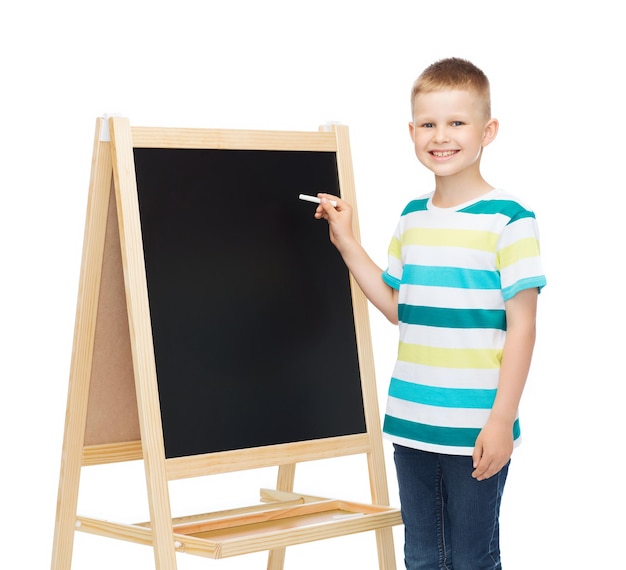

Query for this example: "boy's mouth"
[430,150,458,158]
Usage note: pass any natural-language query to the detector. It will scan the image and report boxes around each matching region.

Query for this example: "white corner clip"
[99,112,124,142]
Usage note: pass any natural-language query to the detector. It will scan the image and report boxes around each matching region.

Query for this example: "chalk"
[299,194,337,208]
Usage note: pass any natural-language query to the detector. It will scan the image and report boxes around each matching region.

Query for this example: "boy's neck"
[431,172,494,208]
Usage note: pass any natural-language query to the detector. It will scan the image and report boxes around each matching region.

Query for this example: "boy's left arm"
[472,287,538,481]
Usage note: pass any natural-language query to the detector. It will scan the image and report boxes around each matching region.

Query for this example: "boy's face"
[409,89,497,180]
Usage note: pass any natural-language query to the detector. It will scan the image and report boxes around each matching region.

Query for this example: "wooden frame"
[51,117,401,569]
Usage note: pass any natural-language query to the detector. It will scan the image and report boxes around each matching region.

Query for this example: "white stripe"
[398,323,506,350]
[498,217,541,248]
[391,361,500,389]
[385,396,491,428]
[401,246,497,270]
[400,285,504,310]
[404,210,507,231]
[383,433,474,456]
[501,257,544,290]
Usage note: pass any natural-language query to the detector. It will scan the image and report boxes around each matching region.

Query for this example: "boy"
[315,58,546,569]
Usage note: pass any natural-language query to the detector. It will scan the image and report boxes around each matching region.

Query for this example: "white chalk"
[299,194,337,208]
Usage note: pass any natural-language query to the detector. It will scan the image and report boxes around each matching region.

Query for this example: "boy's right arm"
[315,194,398,324]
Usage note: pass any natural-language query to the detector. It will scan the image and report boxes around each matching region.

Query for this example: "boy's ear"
[482,118,499,147]
[408,121,416,142]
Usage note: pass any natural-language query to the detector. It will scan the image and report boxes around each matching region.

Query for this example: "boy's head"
[411,58,491,120]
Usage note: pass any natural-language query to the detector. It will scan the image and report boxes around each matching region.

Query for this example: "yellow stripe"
[398,342,501,369]
[388,237,401,259]
[497,237,541,269]
[402,228,498,251]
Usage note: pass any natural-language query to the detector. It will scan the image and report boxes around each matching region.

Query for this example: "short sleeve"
[497,212,547,300]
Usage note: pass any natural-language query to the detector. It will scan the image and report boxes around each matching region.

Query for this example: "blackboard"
[133,148,367,458]
[52,120,399,570]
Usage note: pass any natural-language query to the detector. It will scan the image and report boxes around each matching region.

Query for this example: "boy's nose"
[432,126,449,143]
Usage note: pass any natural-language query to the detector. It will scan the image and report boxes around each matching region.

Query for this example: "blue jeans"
[393,444,509,570]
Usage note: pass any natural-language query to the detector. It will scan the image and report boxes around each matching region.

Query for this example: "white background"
[1,1,623,568]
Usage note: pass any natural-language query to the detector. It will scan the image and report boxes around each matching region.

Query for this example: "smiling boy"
[315,58,546,569]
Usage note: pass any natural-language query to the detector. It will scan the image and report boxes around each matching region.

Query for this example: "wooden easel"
[51,117,401,569]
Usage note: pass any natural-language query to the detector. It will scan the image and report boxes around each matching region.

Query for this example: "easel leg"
[51,393,88,570]
[266,463,296,570]
[367,448,398,569]
[51,119,113,570]
[375,527,397,570]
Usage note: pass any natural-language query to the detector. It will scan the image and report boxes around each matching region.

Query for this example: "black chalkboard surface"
[133,148,366,459]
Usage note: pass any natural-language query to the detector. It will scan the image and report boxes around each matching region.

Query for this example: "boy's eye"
[419,121,463,128]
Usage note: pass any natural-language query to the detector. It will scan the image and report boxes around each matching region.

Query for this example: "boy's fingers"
[320,197,335,210]
[318,197,340,219]
[471,442,486,479]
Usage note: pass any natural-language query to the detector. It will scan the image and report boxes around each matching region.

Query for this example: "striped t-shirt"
[381,189,546,455]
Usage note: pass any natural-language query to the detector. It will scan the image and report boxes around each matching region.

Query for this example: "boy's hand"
[313,193,399,324]
[471,418,514,481]
[313,193,355,251]
[472,288,537,481]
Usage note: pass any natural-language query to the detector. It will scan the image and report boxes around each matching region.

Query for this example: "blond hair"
[411,57,491,118]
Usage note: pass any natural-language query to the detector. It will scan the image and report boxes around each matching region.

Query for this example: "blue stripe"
[382,270,401,291]
[389,378,497,408]
[384,415,521,448]
[401,198,429,215]
[402,265,501,289]
[459,199,536,224]
[398,305,506,330]
[502,276,547,301]
[384,415,481,447]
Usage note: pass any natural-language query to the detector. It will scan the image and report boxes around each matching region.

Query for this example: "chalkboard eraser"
[299,194,337,208]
